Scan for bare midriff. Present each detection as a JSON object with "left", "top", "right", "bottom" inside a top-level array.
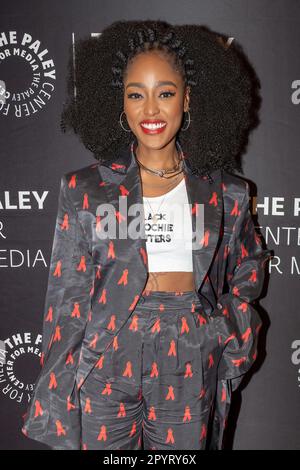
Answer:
[{"left": 141, "top": 171, "right": 196, "bottom": 292}]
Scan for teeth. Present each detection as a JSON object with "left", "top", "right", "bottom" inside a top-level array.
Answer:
[{"left": 141, "top": 122, "right": 166, "bottom": 130}]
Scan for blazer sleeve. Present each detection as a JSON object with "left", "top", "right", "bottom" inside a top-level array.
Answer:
[
  {"left": 215, "top": 181, "right": 272, "bottom": 392},
  {"left": 21, "top": 175, "right": 95, "bottom": 449},
  {"left": 40, "top": 174, "right": 94, "bottom": 367}
]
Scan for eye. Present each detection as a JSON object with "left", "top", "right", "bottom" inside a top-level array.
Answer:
[
  {"left": 127, "top": 91, "right": 176, "bottom": 99},
  {"left": 160, "top": 91, "right": 176, "bottom": 98}
]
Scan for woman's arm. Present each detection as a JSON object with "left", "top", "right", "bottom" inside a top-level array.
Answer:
[{"left": 216, "top": 181, "right": 272, "bottom": 391}]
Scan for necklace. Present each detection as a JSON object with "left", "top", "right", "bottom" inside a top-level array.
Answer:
[
  {"left": 132, "top": 142, "right": 184, "bottom": 179},
  {"left": 143, "top": 175, "right": 184, "bottom": 223}
]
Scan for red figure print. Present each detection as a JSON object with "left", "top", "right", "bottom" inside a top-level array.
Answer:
[
  {"left": 249, "top": 269, "right": 257, "bottom": 282},
  {"left": 183, "top": 405, "right": 192, "bottom": 422},
  {"left": 241, "top": 243, "right": 249, "bottom": 258},
  {"left": 53, "top": 325, "right": 61, "bottom": 342},
  {"left": 224, "top": 244, "right": 230, "bottom": 260},
  {"left": 148, "top": 406, "right": 156, "bottom": 421},
  {"left": 118, "top": 403, "right": 126, "bottom": 418},
  {"left": 191, "top": 202, "right": 199, "bottom": 216},
  {"left": 224, "top": 333, "right": 236, "bottom": 346},
  {"left": 107, "top": 241, "right": 115, "bottom": 259},
  {"left": 222, "top": 305, "right": 230, "bottom": 318},
  {"left": 61, "top": 213, "right": 69, "bottom": 230},
  {"left": 129, "top": 315, "right": 139, "bottom": 332},
  {"left": 232, "top": 357, "right": 247, "bottom": 367},
  {"left": 65, "top": 351, "right": 74, "bottom": 365},
  {"left": 77, "top": 377, "right": 84, "bottom": 390},
  {"left": 151, "top": 318, "right": 160, "bottom": 333},
  {"left": 71, "top": 302, "right": 80, "bottom": 318},
  {"left": 129, "top": 421, "right": 137, "bottom": 437},
  {"left": 102, "top": 383, "right": 112, "bottom": 396},
  {"left": 184, "top": 362, "right": 193, "bottom": 378},
  {"left": 113, "top": 335, "right": 118, "bottom": 350},
  {"left": 200, "top": 230, "right": 210, "bottom": 248},
  {"left": 150, "top": 362, "right": 159, "bottom": 378},
  {"left": 238, "top": 302, "right": 248, "bottom": 313},
  {"left": 199, "top": 387, "right": 206, "bottom": 399},
  {"left": 95, "top": 265, "right": 101, "bottom": 279},
  {"left": 56, "top": 420, "right": 66, "bottom": 437},
  {"left": 221, "top": 385, "right": 227, "bottom": 402},
  {"left": 198, "top": 313, "right": 207, "bottom": 325},
  {"left": 208, "top": 353, "right": 214, "bottom": 368},
  {"left": 232, "top": 286, "right": 240, "bottom": 296},
  {"left": 83, "top": 193, "right": 89, "bottom": 210},
  {"left": 166, "top": 428, "right": 175, "bottom": 444},
  {"left": 168, "top": 340, "right": 176, "bottom": 357},
  {"left": 34, "top": 400, "right": 43, "bottom": 417},
  {"left": 98, "top": 289, "right": 107, "bottom": 304},
  {"left": 107, "top": 315, "right": 116, "bottom": 331},
  {"left": 48, "top": 372, "right": 57, "bottom": 390},
  {"left": 53, "top": 260, "right": 62, "bottom": 277},
  {"left": 77, "top": 256, "right": 87, "bottom": 272},
  {"left": 89, "top": 333, "right": 98, "bottom": 349},
  {"left": 209, "top": 191, "right": 218, "bottom": 207},
  {"left": 96, "top": 215, "right": 102, "bottom": 232},
  {"left": 68, "top": 174, "right": 76, "bottom": 189},
  {"left": 95, "top": 355, "right": 104, "bottom": 369},
  {"left": 200, "top": 423, "right": 207, "bottom": 441},
  {"left": 67, "top": 396, "right": 76, "bottom": 411},
  {"left": 45, "top": 306, "right": 53, "bottom": 322},
  {"left": 115, "top": 210, "right": 126, "bottom": 224},
  {"left": 123, "top": 361, "right": 133, "bottom": 378},
  {"left": 119, "top": 185, "right": 129, "bottom": 197},
  {"left": 180, "top": 316, "right": 189, "bottom": 334},
  {"left": 40, "top": 352, "right": 45, "bottom": 367},
  {"left": 129, "top": 295, "right": 140, "bottom": 311},
  {"left": 230, "top": 199, "right": 240, "bottom": 216},
  {"left": 117, "top": 269, "right": 128, "bottom": 285},
  {"left": 97, "top": 425, "right": 107, "bottom": 441},
  {"left": 84, "top": 398, "right": 92, "bottom": 414},
  {"left": 111, "top": 163, "right": 126, "bottom": 170},
  {"left": 241, "top": 327, "right": 252, "bottom": 343},
  {"left": 166, "top": 386, "right": 175, "bottom": 401}
]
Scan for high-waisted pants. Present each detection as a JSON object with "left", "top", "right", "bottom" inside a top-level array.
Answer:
[{"left": 79, "top": 289, "right": 219, "bottom": 450}]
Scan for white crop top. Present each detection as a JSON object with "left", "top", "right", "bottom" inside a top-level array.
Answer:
[{"left": 142, "top": 177, "right": 193, "bottom": 272}]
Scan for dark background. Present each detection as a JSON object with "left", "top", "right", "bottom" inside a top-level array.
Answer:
[{"left": 1, "top": 0, "right": 299, "bottom": 450}]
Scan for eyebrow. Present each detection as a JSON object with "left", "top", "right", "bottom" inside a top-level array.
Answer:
[{"left": 126, "top": 80, "right": 177, "bottom": 89}]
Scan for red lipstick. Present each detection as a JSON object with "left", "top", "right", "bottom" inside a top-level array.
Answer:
[{"left": 140, "top": 120, "right": 167, "bottom": 135}]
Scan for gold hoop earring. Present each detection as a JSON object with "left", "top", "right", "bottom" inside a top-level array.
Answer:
[
  {"left": 119, "top": 111, "right": 132, "bottom": 133},
  {"left": 181, "top": 110, "right": 191, "bottom": 131}
]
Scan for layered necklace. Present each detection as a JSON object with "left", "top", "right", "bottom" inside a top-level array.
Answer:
[{"left": 131, "top": 141, "right": 185, "bottom": 223}]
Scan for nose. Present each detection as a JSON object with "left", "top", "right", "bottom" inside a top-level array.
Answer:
[{"left": 143, "top": 96, "right": 160, "bottom": 116}]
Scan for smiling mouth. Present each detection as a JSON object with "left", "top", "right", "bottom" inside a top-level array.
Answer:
[{"left": 140, "top": 121, "right": 167, "bottom": 133}]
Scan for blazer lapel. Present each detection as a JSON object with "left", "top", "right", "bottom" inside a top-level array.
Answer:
[
  {"left": 98, "top": 140, "right": 223, "bottom": 294},
  {"left": 184, "top": 167, "right": 223, "bottom": 292}
]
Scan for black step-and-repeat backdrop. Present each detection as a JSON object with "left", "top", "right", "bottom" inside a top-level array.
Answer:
[{"left": 1, "top": 0, "right": 299, "bottom": 450}]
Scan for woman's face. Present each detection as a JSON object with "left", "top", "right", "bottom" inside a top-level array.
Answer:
[{"left": 123, "top": 51, "right": 190, "bottom": 150}]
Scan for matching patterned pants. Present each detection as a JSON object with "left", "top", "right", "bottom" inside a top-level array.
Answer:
[{"left": 79, "top": 289, "right": 219, "bottom": 450}]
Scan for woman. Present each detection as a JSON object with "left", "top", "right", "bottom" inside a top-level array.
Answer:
[{"left": 21, "top": 20, "right": 272, "bottom": 450}]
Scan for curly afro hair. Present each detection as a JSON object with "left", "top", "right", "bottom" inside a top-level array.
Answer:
[{"left": 60, "top": 20, "right": 260, "bottom": 176}]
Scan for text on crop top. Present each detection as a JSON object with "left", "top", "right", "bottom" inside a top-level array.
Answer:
[{"left": 142, "top": 177, "right": 193, "bottom": 272}]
